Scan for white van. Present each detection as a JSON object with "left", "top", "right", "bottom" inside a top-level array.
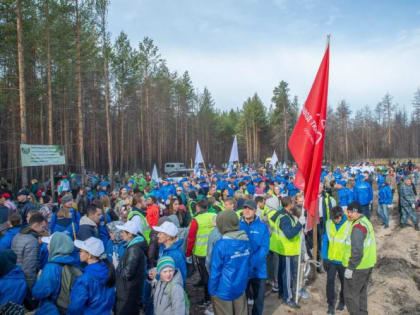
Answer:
[{"left": 164, "top": 162, "right": 185, "bottom": 174}]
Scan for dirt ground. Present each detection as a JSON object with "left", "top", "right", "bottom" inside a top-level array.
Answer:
[{"left": 186, "top": 192, "right": 420, "bottom": 315}]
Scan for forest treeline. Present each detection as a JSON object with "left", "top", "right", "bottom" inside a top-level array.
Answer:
[{"left": 1, "top": 0, "right": 419, "bottom": 186}]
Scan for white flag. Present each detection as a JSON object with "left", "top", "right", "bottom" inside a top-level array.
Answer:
[
  {"left": 270, "top": 151, "right": 278, "bottom": 167},
  {"left": 228, "top": 136, "right": 239, "bottom": 172},
  {"left": 194, "top": 141, "right": 204, "bottom": 176},
  {"left": 151, "top": 164, "right": 159, "bottom": 183}
]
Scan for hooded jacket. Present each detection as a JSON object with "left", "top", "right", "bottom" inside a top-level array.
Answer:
[
  {"left": 67, "top": 261, "right": 115, "bottom": 315},
  {"left": 209, "top": 230, "right": 251, "bottom": 301},
  {"left": 11, "top": 225, "right": 40, "bottom": 288},
  {"left": 0, "top": 249, "right": 27, "bottom": 305},
  {"left": 153, "top": 269, "right": 187, "bottom": 315},
  {"left": 77, "top": 215, "right": 99, "bottom": 241},
  {"left": 0, "top": 226, "right": 21, "bottom": 250},
  {"left": 115, "top": 235, "right": 147, "bottom": 315},
  {"left": 239, "top": 216, "right": 269, "bottom": 279},
  {"left": 32, "top": 232, "right": 78, "bottom": 315},
  {"left": 158, "top": 239, "right": 187, "bottom": 284}
]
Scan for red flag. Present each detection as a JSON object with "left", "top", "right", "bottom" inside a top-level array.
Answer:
[{"left": 288, "top": 41, "right": 329, "bottom": 221}]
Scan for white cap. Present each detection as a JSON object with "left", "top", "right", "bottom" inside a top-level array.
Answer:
[
  {"left": 153, "top": 221, "right": 178, "bottom": 237},
  {"left": 116, "top": 220, "right": 139, "bottom": 235},
  {"left": 74, "top": 237, "right": 104, "bottom": 257}
]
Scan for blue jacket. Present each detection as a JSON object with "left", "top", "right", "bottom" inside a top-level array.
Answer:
[
  {"left": 99, "top": 214, "right": 112, "bottom": 247},
  {"left": 239, "top": 217, "right": 269, "bottom": 279},
  {"left": 158, "top": 239, "right": 187, "bottom": 284},
  {"left": 321, "top": 216, "right": 347, "bottom": 265},
  {"left": 67, "top": 261, "right": 115, "bottom": 315},
  {"left": 32, "top": 255, "right": 77, "bottom": 315},
  {"left": 338, "top": 187, "right": 353, "bottom": 207},
  {"left": 287, "top": 183, "right": 299, "bottom": 197},
  {"left": 353, "top": 180, "right": 373, "bottom": 206},
  {"left": 0, "top": 265, "right": 27, "bottom": 305},
  {"left": 39, "top": 242, "right": 49, "bottom": 269},
  {"left": 378, "top": 184, "right": 393, "bottom": 205},
  {"left": 50, "top": 208, "right": 80, "bottom": 240},
  {"left": 105, "top": 239, "right": 126, "bottom": 265},
  {"left": 0, "top": 226, "right": 21, "bottom": 250},
  {"left": 209, "top": 231, "right": 251, "bottom": 301}
]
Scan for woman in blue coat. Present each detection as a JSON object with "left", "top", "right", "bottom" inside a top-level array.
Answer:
[
  {"left": 152, "top": 221, "right": 187, "bottom": 284},
  {"left": 0, "top": 249, "right": 27, "bottom": 306},
  {"left": 32, "top": 232, "right": 79, "bottom": 315},
  {"left": 68, "top": 237, "right": 116, "bottom": 315}
]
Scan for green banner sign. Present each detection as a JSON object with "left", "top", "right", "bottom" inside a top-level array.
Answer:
[{"left": 20, "top": 144, "right": 66, "bottom": 167}]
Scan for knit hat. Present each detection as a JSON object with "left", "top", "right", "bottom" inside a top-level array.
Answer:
[
  {"left": 0, "top": 249, "right": 17, "bottom": 277},
  {"left": 216, "top": 209, "right": 239, "bottom": 234},
  {"left": 156, "top": 256, "right": 175, "bottom": 274}
]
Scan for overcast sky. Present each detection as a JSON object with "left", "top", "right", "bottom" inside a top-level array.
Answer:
[{"left": 108, "top": 0, "right": 420, "bottom": 113}]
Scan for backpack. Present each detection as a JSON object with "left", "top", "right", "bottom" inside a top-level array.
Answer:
[
  {"left": 56, "top": 264, "right": 82, "bottom": 314},
  {"left": 167, "top": 281, "right": 190, "bottom": 315}
]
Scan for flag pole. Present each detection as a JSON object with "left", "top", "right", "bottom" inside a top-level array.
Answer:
[{"left": 295, "top": 200, "right": 305, "bottom": 305}]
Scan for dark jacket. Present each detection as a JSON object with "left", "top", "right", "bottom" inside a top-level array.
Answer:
[
  {"left": 115, "top": 236, "right": 147, "bottom": 315},
  {"left": 77, "top": 215, "right": 99, "bottom": 241},
  {"left": 11, "top": 226, "right": 40, "bottom": 288}
]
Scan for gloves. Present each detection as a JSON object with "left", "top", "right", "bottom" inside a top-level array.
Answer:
[
  {"left": 412, "top": 203, "right": 416, "bottom": 209},
  {"left": 186, "top": 256, "right": 193, "bottom": 264},
  {"left": 344, "top": 268, "right": 353, "bottom": 279}
]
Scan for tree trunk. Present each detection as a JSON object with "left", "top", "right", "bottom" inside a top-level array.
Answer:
[
  {"left": 16, "top": 0, "right": 28, "bottom": 187},
  {"left": 45, "top": 0, "right": 55, "bottom": 199},
  {"left": 75, "top": 0, "right": 85, "bottom": 181},
  {"left": 101, "top": 6, "right": 113, "bottom": 185}
]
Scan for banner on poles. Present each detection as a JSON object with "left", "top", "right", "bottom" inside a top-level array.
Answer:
[{"left": 20, "top": 144, "right": 66, "bottom": 167}]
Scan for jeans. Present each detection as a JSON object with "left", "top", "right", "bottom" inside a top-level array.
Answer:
[
  {"left": 361, "top": 204, "right": 371, "bottom": 220},
  {"left": 326, "top": 262, "right": 345, "bottom": 307},
  {"left": 377, "top": 204, "right": 390, "bottom": 227},
  {"left": 246, "top": 278, "right": 266, "bottom": 315}
]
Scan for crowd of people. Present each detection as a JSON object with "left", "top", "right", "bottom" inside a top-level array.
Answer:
[{"left": 0, "top": 162, "right": 419, "bottom": 315}]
